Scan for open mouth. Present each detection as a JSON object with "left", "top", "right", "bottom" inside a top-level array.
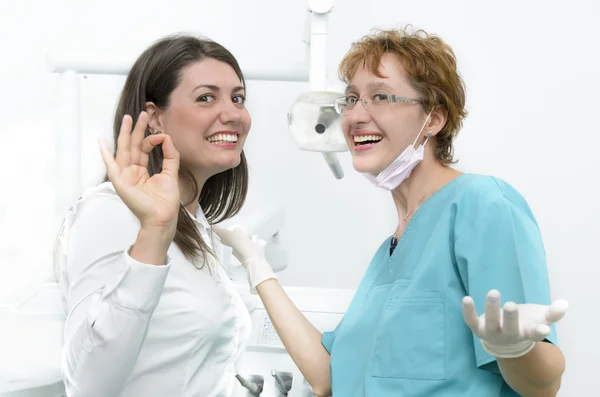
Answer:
[
  {"left": 207, "top": 134, "right": 238, "bottom": 145},
  {"left": 353, "top": 134, "right": 383, "bottom": 147}
]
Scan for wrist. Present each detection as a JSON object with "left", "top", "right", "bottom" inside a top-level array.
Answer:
[
  {"left": 140, "top": 219, "right": 177, "bottom": 235},
  {"left": 482, "top": 339, "right": 536, "bottom": 359},
  {"left": 130, "top": 226, "right": 175, "bottom": 265},
  {"left": 245, "top": 257, "right": 276, "bottom": 294},
  {"left": 139, "top": 223, "right": 176, "bottom": 242}
]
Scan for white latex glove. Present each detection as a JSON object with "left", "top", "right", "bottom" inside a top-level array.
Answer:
[
  {"left": 212, "top": 225, "right": 277, "bottom": 294},
  {"left": 462, "top": 289, "right": 569, "bottom": 359}
]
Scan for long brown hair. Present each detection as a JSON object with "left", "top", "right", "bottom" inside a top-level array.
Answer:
[{"left": 107, "top": 34, "right": 249, "bottom": 264}]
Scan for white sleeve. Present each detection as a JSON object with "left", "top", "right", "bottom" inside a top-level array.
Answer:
[{"left": 58, "top": 187, "right": 171, "bottom": 397}]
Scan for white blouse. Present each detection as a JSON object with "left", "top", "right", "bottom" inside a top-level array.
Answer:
[{"left": 54, "top": 182, "right": 251, "bottom": 397}]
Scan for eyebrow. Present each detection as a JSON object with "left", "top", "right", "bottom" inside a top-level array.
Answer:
[
  {"left": 345, "top": 81, "right": 394, "bottom": 94},
  {"left": 193, "top": 84, "right": 245, "bottom": 93}
]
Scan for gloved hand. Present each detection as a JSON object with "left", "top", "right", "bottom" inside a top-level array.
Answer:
[
  {"left": 462, "top": 289, "right": 569, "bottom": 359},
  {"left": 212, "top": 225, "right": 277, "bottom": 294}
]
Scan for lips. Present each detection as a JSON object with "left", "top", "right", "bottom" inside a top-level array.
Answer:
[
  {"left": 205, "top": 131, "right": 239, "bottom": 149},
  {"left": 350, "top": 130, "right": 383, "bottom": 152},
  {"left": 206, "top": 131, "right": 239, "bottom": 143},
  {"left": 353, "top": 134, "right": 383, "bottom": 146}
]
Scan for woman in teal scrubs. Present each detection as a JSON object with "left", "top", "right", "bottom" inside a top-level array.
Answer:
[{"left": 215, "top": 26, "right": 568, "bottom": 397}]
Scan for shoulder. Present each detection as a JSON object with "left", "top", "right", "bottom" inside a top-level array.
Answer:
[
  {"left": 63, "top": 182, "right": 138, "bottom": 233},
  {"left": 452, "top": 174, "right": 538, "bottom": 227},
  {"left": 454, "top": 174, "right": 530, "bottom": 209}
]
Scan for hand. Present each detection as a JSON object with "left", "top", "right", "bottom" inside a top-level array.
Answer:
[
  {"left": 212, "top": 226, "right": 276, "bottom": 293},
  {"left": 98, "top": 112, "right": 181, "bottom": 234},
  {"left": 462, "top": 289, "right": 569, "bottom": 359}
]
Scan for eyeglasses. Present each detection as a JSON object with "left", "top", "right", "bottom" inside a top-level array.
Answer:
[{"left": 334, "top": 93, "right": 422, "bottom": 115}]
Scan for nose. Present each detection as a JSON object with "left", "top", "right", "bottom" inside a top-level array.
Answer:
[
  {"left": 345, "top": 100, "right": 372, "bottom": 127},
  {"left": 218, "top": 100, "right": 244, "bottom": 125}
]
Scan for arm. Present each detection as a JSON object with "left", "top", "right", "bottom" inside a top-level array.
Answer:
[
  {"left": 212, "top": 227, "right": 332, "bottom": 396},
  {"left": 61, "top": 193, "right": 172, "bottom": 397},
  {"left": 61, "top": 113, "right": 181, "bottom": 396},
  {"left": 496, "top": 342, "right": 564, "bottom": 397},
  {"left": 256, "top": 279, "right": 332, "bottom": 397},
  {"left": 455, "top": 192, "right": 566, "bottom": 397}
]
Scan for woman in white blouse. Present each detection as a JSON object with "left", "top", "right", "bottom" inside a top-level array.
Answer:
[{"left": 54, "top": 35, "right": 276, "bottom": 397}]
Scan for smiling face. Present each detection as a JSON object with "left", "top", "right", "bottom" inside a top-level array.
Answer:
[
  {"left": 341, "top": 53, "right": 429, "bottom": 175},
  {"left": 148, "top": 58, "right": 251, "bottom": 182}
]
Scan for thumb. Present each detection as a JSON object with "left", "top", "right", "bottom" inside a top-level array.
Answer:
[
  {"left": 545, "top": 300, "right": 569, "bottom": 324},
  {"left": 251, "top": 235, "right": 267, "bottom": 248}
]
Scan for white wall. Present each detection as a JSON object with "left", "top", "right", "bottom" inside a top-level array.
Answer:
[{"left": 0, "top": 0, "right": 598, "bottom": 395}]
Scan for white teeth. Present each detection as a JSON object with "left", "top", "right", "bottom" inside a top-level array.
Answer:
[
  {"left": 353, "top": 135, "right": 383, "bottom": 143},
  {"left": 207, "top": 134, "right": 238, "bottom": 143}
]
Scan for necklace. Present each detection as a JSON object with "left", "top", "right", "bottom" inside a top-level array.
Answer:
[{"left": 393, "top": 167, "right": 449, "bottom": 239}]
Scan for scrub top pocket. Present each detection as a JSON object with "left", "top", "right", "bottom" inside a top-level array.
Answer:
[{"left": 372, "top": 292, "right": 446, "bottom": 380}]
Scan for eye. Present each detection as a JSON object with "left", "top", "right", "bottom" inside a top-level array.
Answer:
[
  {"left": 372, "top": 93, "right": 389, "bottom": 102},
  {"left": 345, "top": 96, "right": 359, "bottom": 105},
  {"left": 197, "top": 94, "right": 216, "bottom": 104},
  {"left": 233, "top": 95, "right": 246, "bottom": 105}
]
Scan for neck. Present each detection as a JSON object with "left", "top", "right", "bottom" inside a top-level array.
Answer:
[
  {"left": 391, "top": 158, "right": 453, "bottom": 230},
  {"left": 179, "top": 170, "right": 209, "bottom": 215}
]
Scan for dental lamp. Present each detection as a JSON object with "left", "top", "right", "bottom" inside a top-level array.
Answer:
[{"left": 287, "top": 0, "right": 348, "bottom": 180}]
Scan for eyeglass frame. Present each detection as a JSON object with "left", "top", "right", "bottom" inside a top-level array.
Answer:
[{"left": 334, "top": 93, "right": 422, "bottom": 115}]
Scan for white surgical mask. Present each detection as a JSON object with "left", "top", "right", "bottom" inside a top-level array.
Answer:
[{"left": 363, "top": 111, "right": 433, "bottom": 190}]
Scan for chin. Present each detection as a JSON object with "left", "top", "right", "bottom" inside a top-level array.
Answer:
[
  {"left": 186, "top": 152, "right": 242, "bottom": 180},
  {"left": 351, "top": 156, "right": 383, "bottom": 176},
  {"left": 214, "top": 153, "right": 242, "bottom": 173}
]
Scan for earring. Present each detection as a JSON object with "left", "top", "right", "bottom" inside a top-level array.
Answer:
[
  {"left": 427, "top": 131, "right": 433, "bottom": 137},
  {"left": 152, "top": 129, "right": 163, "bottom": 135}
]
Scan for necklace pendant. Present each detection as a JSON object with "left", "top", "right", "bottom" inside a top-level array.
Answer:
[{"left": 390, "top": 235, "right": 398, "bottom": 256}]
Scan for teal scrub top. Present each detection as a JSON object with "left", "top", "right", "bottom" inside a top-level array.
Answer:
[{"left": 322, "top": 174, "right": 557, "bottom": 397}]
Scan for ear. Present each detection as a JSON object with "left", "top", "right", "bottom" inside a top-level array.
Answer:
[
  {"left": 425, "top": 105, "right": 448, "bottom": 137},
  {"left": 145, "top": 102, "right": 164, "bottom": 133}
]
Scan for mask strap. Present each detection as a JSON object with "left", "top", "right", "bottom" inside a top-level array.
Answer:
[
  {"left": 411, "top": 109, "right": 434, "bottom": 147},
  {"left": 422, "top": 131, "right": 433, "bottom": 146}
]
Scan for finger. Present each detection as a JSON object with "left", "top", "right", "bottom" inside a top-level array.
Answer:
[
  {"left": 159, "top": 134, "right": 180, "bottom": 178},
  {"left": 484, "top": 290, "right": 502, "bottom": 333},
  {"left": 212, "top": 225, "right": 225, "bottom": 237},
  {"left": 212, "top": 226, "right": 235, "bottom": 246},
  {"left": 98, "top": 137, "right": 120, "bottom": 181},
  {"left": 526, "top": 324, "right": 551, "bottom": 342},
  {"left": 546, "top": 300, "right": 569, "bottom": 324},
  {"left": 116, "top": 115, "right": 133, "bottom": 167},
  {"left": 251, "top": 235, "right": 267, "bottom": 248},
  {"left": 502, "top": 301, "right": 519, "bottom": 336},
  {"left": 139, "top": 134, "right": 168, "bottom": 168},
  {"left": 130, "top": 112, "right": 149, "bottom": 165},
  {"left": 462, "top": 296, "right": 482, "bottom": 338},
  {"left": 231, "top": 225, "right": 249, "bottom": 237}
]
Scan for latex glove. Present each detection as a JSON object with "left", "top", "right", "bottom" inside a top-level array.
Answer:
[
  {"left": 212, "top": 225, "right": 277, "bottom": 294},
  {"left": 462, "top": 289, "right": 569, "bottom": 359}
]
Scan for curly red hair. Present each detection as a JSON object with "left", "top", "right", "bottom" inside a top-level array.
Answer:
[{"left": 339, "top": 26, "right": 468, "bottom": 165}]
